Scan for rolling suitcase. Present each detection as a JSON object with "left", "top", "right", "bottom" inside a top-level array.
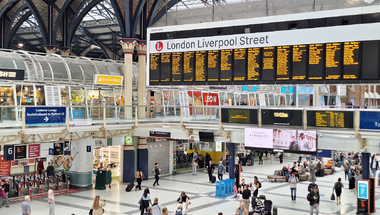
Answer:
[
  {"left": 273, "top": 207, "right": 278, "bottom": 215},
  {"left": 319, "top": 168, "right": 325, "bottom": 177},
  {"left": 125, "top": 182, "right": 134, "bottom": 192},
  {"left": 211, "top": 176, "right": 216, "bottom": 183}
]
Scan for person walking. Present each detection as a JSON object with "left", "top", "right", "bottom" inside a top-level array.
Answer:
[
  {"left": 174, "top": 204, "right": 183, "bottom": 215},
  {"left": 92, "top": 195, "right": 106, "bottom": 215},
  {"left": 135, "top": 168, "right": 144, "bottom": 191},
  {"left": 153, "top": 163, "right": 161, "bottom": 187},
  {"left": 288, "top": 172, "right": 299, "bottom": 202},
  {"left": 37, "top": 158, "right": 44, "bottom": 174},
  {"left": 348, "top": 168, "right": 356, "bottom": 191},
  {"left": 207, "top": 160, "right": 215, "bottom": 183},
  {"left": 140, "top": 188, "right": 152, "bottom": 215},
  {"left": 191, "top": 158, "right": 198, "bottom": 175},
  {"left": 253, "top": 176, "right": 261, "bottom": 197},
  {"left": 1, "top": 179, "right": 9, "bottom": 208},
  {"left": 179, "top": 191, "right": 189, "bottom": 215},
  {"left": 258, "top": 152, "right": 263, "bottom": 165},
  {"left": 333, "top": 178, "right": 344, "bottom": 205},
  {"left": 46, "top": 162, "right": 55, "bottom": 179},
  {"left": 309, "top": 160, "right": 316, "bottom": 181},
  {"left": 205, "top": 153, "right": 211, "bottom": 168},
  {"left": 307, "top": 187, "right": 320, "bottom": 215},
  {"left": 217, "top": 161, "right": 225, "bottom": 180},
  {"left": 151, "top": 198, "right": 162, "bottom": 215},
  {"left": 343, "top": 161, "right": 350, "bottom": 180},
  {"left": 21, "top": 196, "right": 31, "bottom": 215},
  {"left": 241, "top": 185, "right": 251, "bottom": 211},
  {"left": 161, "top": 207, "right": 169, "bottom": 215},
  {"left": 308, "top": 179, "right": 318, "bottom": 192},
  {"left": 370, "top": 156, "right": 379, "bottom": 178},
  {"left": 279, "top": 152, "right": 283, "bottom": 164},
  {"left": 47, "top": 189, "right": 55, "bottom": 215},
  {"left": 235, "top": 202, "right": 248, "bottom": 215}
]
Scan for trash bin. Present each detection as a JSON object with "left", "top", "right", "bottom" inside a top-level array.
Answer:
[
  {"left": 105, "top": 170, "right": 112, "bottom": 188},
  {"left": 95, "top": 170, "right": 107, "bottom": 190},
  {"left": 216, "top": 181, "right": 221, "bottom": 197}
]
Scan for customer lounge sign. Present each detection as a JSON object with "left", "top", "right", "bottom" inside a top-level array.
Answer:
[{"left": 0, "top": 68, "right": 25, "bottom": 80}]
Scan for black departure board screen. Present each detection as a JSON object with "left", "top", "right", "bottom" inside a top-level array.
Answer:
[
  {"left": 307, "top": 110, "right": 354, "bottom": 128},
  {"left": 308, "top": 44, "right": 324, "bottom": 80},
  {"left": 247, "top": 48, "right": 260, "bottom": 81},
  {"left": 292, "top": 45, "right": 308, "bottom": 81},
  {"left": 160, "top": 53, "right": 171, "bottom": 82},
  {"left": 150, "top": 54, "right": 160, "bottom": 84},
  {"left": 277, "top": 46, "right": 291, "bottom": 80},
  {"left": 261, "top": 109, "right": 303, "bottom": 126},
  {"left": 343, "top": 42, "right": 360, "bottom": 80},
  {"left": 362, "top": 41, "right": 380, "bottom": 80},
  {"left": 234, "top": 49, "right": 247, "bottom": 81},
  {"left": 207, "top": 50, "right": 219, "bottom": 82},
  {"left": 220, "top": 49, "right": 232, "bottom": 82},
  {"left": 183, "top": 51, "right": 195, "bottom": 82},
  {"left": 15, "top": 145, "right": 27, "bottom": 159},
  {"left": 221, "top": 108, "right": 258, "bottom": 124},
  {"left": 262, "top": 47, "right": 276, "bottom": 81},
  {"left": 325, "top": 43, "right": 342, "bottom": 80},
  {"left": 195, "top": 51, "right": 207, "bottom": 82},
  {"left": 172, "top": 52, "right": 183, "bottom": 82}
]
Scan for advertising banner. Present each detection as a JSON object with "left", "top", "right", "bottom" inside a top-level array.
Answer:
[
  {"left": 0, "top": 155, "right": 11, "bottom": 176},
  {"left": 0, "top": 68, "right": 25, "bottom": 81},
  {"left": 25, "top": 107, "right": 66, "bottom": 126},
  {"left": 202, "top": 93, "right": 219, "bottom": 106},
  {"left": 15, "top": 145, "right": 27, "bottom": 159},
  {"left": 245, "top": 128, "right": 273, "bottom": 149},
  {"left": 94, "top": 74, "right": 123, "bottom": 85},
  {"left": 28, "top": 144, "right": 40, "bottom": 158},
  {"left": 360, "top": 111, "right": 380, "bottom": 130},
  {"left": 40, "top": 142, "right": 53, "bottom": 157}
]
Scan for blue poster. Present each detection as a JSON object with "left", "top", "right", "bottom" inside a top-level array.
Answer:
[
  {"left": 4, "top": 145, "right": 14, "bottom": 161},
  {"left": 242, "top": 86, "right": 257, "bottom": 92},
  {"left": 281, "top": 87, "right": 293, "bottom": 93},
  {"left": 25, "top": 107, "right": 66, "bottom": 126},
  {"left": 49, "top": 148, "right": 54, "bottom": 155},
  {"left": 360, "top": 111, "right": 380, "bottom": 130},
  {"left": 87, "top": 146, "right": 91, "bottom": 153},
  {"left": 358, "top": 180, "right": 369, "bottom": 199}
]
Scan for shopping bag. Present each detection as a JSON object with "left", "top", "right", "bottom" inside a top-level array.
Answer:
[{"left": 330, "top": 193, "right": 335, "bottom": 201}]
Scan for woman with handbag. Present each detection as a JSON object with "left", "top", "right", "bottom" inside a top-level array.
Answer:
[
  {"left": 140, "top": 188, "right": 152, "bottom": 215},
  {"left": 333, "top": 178, "right": 344, "bottom": 205},
  {"left": 178, "top": 191, "right": 189, "bottom": 215},
  {"left": 151, "top": 198, "right": 162, "bottom": 215},
  {"left": 92, "top": 195, "right": 106, "bottom": 215},
  {"left": 135, "top": 168, "right": 144, "bottom": 191}
]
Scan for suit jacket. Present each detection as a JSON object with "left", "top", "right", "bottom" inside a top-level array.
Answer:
[
  {"left": 370, "top": 160, "right": 379, "bottom": 170},
  {"left": 235, "top": 207, "right": 249, "bottom": 215}
]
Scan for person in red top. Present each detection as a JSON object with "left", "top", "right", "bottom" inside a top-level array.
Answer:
[{"left": 37, "top": 158, "right": 44, "bottom": 174}]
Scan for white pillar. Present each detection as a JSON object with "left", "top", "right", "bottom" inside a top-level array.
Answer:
[
  {"left": 119, "top": 38, "right": 138, "bottom": 119},
  {"left": 137, "top": 41, "right": 147, "bottom": 119}
]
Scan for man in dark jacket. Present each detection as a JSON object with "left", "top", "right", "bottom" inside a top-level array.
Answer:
[
  {"left": 308, "top": 187, "right": 320, "bottom": 215},
  {"left": 207, "top": 161, "right": 215, "bottom": 183},
  {"left": 1, "top": 179, "right": 9, "bottom": 208},
  {"left": 153, "top": 163, "right": 161, "bottom": 187},
  {"left": 308, "top": 179, "right": 318, "bottom": 192},
  {"left": 205, "top": 153, "right": 211, "bottom": 169},
  {"left": 46, "top": 162, "right": 55, "bottom": 178}
]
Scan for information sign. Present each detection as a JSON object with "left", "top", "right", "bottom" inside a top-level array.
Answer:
[
  {"left": 4, "top": 145, "right": 14, "bottom": 161},
  {"left": 15, "top": 145, "right": 27, "bottom": 159},
  {"left": 0, "top": 155, "right": 11, "bottom": 176},
  {"left": 28, "top": 144, "right": 40, "bottom": 158},
  {"left": 25, "top": 107, "right": 66, "bottom": 125}
]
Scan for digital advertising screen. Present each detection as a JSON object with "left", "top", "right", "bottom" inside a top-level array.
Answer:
[
  {"left": 245, "top": 128, "right": 317, "bottom": 154},
  {"left": 221, "top": 108, "right": 258, "bottom": 124},
  {"left": 261, "top": 109, "right": 302, "bottom": 126}
]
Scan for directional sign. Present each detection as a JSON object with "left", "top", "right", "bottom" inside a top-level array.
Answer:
[{"left": 25, "top": 107, "right": 66, "bottom": 126}]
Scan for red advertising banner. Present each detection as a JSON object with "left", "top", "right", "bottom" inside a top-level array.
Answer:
[
  {"left": 202, "top": 93, "right": 220, "bottom": 106},
  {"left": 28, "top": 144, "right": 40, "bottom": 158},
  {"left": 0, "top": 155, "right": 11, "bottom": 176}
]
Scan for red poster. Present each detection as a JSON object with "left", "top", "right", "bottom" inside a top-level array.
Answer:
[
  {"left": 0, "top": 155, "right": 11, "bottom": 176},
  {"left": 28, "top": 144, "right": 40, "bottom": 158},
  {"left": 202, "top": 93, "right": 220, "bottom": 106}
]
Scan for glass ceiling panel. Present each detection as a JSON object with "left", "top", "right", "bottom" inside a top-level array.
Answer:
[{"left": 168, "top": 0, "right": 258, "bottom": 11}]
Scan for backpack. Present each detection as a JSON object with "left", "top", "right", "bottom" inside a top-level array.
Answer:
[
  {"left": 306, "top": 192, "right": 312, "bottom": 201},
  {"left": 258, "top": 181, "right": 262, "bottom": 188},
  {"left": 335, "top": 182, "right": 342, "bottom": 190},
  {"left": 0, "top": 189, "right": 5, "bottom": 198},
  {"left": 151, "top": 168, "right": 155, "bottom": 175}
]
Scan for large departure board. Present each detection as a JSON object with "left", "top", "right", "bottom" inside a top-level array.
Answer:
[
  {"left": 325, "top": 43, "right": 342, "bottom": 80},
  {"left": 208, "top": 50, "right": 220, "bottom": 82},
  {"left": 172, "top": 52, "right": 183, "bottom": 82},
  {"left": 276, "top": 46, "right": 291, "bottom": 80},
  {"left": 343, "top": 42, "right": 360, "bottom": 80},
  {"left": 262, "top": 47, "right": 276, "bottom": 81},
  {"left": 183, "top": 51, "right": 195, "bottom": 82},
  {"left": 220, "top": 49, "right": 233, "bottom": 82},
  {"left": 195, "top": 51, "right": 207, "bottom": 82},
  {"left": 292, "top": 45, "right": 308, "bottom": 81},
  {"left": 307, "top": 110, "right": 354, "bottom": 128},
  {"left": 362, "top": 41, "right": 380, "bottom": 80},
  {"left": 150, "top": 53, "right": 160, "bottom": 84},
  {"left": 234, "top": 49, "right": 247, "bottom": 81},
  {"left": 149, "top": 40, "right": 380, "bottom": 85},
  {"left": 308, "top": 44, "right": 324, "bottom": 80},
  {"left": 160, "top": 53, "right": 171, "bottom": 82},
  {"left": 247, "top": 48, "right": 260, "bottom": 81}
]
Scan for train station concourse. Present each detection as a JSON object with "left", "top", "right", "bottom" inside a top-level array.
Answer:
[{"left": 1, "top": 0, "right": 380, "bottom": 215}]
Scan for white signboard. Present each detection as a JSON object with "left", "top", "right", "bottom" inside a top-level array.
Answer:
[{"left": 245, "top": 128, "right": 273, "bottom": 149}]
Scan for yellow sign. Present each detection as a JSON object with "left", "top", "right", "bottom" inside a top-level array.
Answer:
[
  {"left": 94, "top": 74, "right": 123, "bottom": 85},
  {"left": 274, "top": 112, "right": 289, "bottom": 118}
]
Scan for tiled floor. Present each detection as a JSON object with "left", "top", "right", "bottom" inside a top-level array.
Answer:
[{"left": 1, "top": 157, "right": 379, "bottom": 215}]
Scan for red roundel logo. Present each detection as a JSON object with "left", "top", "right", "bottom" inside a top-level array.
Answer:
[{"left": 155, "top": 41, "right": 163, "bottom": 52}]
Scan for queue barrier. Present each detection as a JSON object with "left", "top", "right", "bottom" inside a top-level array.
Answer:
[{"left": 215, "top": 179, "right": 234, "bottom": 197}]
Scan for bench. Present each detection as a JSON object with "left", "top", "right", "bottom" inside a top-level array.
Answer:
[{"left": 267, "top": 170, "right": 287, "bottom": 182}]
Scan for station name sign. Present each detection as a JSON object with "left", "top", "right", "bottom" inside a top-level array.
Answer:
[{"left": 0, "top": 68, "right": 25, "bottom": 80}]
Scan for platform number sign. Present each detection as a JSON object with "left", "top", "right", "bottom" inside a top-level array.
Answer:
[
  {"left": 125, "top": 136, "right": 132, "bottom": 145},
  {"left": 4, "top": 145, "right": 14, "bottom": 161}
]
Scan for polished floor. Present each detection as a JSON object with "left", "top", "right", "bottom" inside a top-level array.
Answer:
[{"left": 1, "top": 156, "right": 379, "bottom": 215}]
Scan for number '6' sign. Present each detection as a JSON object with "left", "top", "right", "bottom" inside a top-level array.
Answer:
[{"left": 4, "top": 145, "right": 14, "bottom": 161}]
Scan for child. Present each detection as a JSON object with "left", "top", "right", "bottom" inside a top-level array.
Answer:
[{"left": 233, "top": 183, "right": 238, "bottom": 198}]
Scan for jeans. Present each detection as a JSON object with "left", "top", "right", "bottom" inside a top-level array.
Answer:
[
  {"left": 218, "top": 173, "right": 223, "bottom": 180},
  {"left": 153, "top": 175, "right": 159, "bottom": 186},
  {"left": 49, "top": 203, "right": 55, "bottom": 215},
  {"left": 290, "top": 188, "right": 297, "bottom": 200},
  {"left": 192, "top": 166, "right": 197, "bottom": 175},
  {"left": 310, "top": 204, "right": 319, "bottom": 215},
  {"left": 372, "top": 168, "right": 376, "bottom": 177},
  {"left": 310, "top": 171, "right": 315, "bottom": 181}
]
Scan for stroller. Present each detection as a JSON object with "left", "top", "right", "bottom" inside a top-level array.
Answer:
[{"left": 250, "top": 195, "right": 273, "bottom": 215}]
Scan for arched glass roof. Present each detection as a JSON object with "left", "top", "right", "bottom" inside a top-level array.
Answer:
[{"left": 0, "top": 49, "right": 138, "bottom": 85}]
